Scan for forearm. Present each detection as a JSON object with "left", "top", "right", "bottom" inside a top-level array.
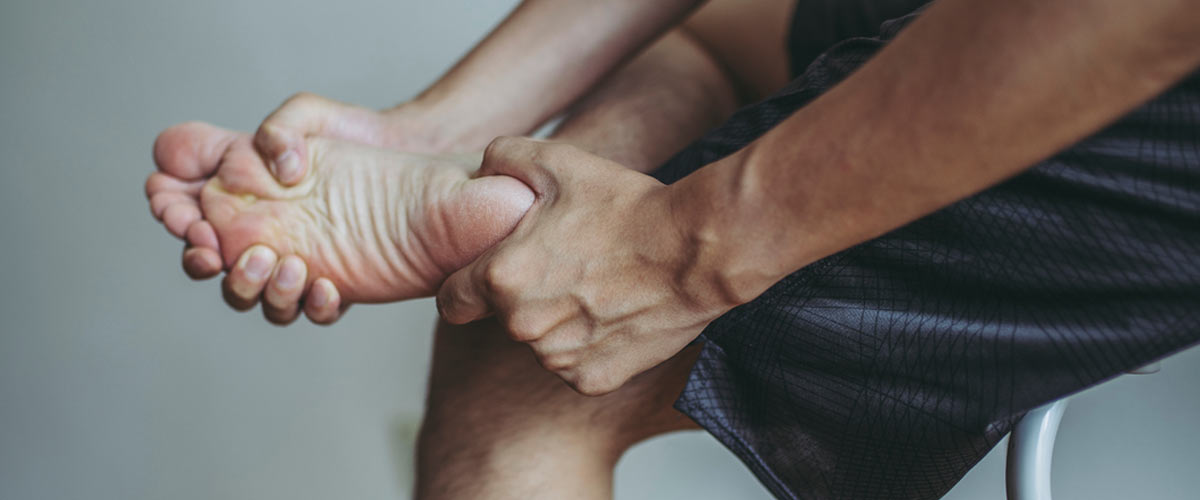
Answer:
[
  {"left": 409, "top": 0, "right": 705, "bottom": 152},
  {"left": 671, "top": 0, "right": 1200, "bottom": 305}
]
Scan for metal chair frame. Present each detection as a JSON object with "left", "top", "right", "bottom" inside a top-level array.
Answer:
[{"left": 1004, "top": 364, "right": 1160, "bottom": 500}]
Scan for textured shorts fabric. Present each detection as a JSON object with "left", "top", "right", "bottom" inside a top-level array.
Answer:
[{"left": 657, "top": 4, "right": 1200, "bottom": 499}]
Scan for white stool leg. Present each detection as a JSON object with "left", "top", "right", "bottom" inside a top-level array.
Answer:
[{"left": 1006, "top": 398, "right": 1069, "bottom": 500}]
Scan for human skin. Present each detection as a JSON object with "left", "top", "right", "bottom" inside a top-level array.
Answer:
[
  {"left": 152, "top": 1, "right": 773, "bottom": 495},
  {"left": 161, "top": 0, "right": 716, "bottom": 321},
  {"left": 148, "top": 126, "right": 533, "bottom": 323},
  {"left": 436, "top": 0, "right": 1200, "bottom": 395},
  {"left": 174, "top": 0, "right": 786, "bottom": 324},
  {"left": 149, "top": 0, "right": 856, "bottom": 497},
  {"left": 150, "top": 17, "right": 754, "bottom": 498},
  {"left": 254, "top": 0, "right": 711, "bottom": 185},
  {"left": 413, "top": 23, "right": 755, "bottom": 499}
]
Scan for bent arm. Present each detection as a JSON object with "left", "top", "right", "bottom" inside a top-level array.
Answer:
[
  {"left": 412, "top": 0, "right": 706, "bottom": 151},
  {"left": 669, "top": 0, "right": 1200, "bottom": 306}
]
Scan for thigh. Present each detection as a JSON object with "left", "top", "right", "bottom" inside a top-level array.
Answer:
[
  {"left": 681, "top": 0, "right": 929, "bottom": 101},
  {"left": 682, "top": 0, "right": 795, "bottom": 102}
]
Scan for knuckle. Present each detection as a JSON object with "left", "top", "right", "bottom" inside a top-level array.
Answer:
[
  {"left": 436, "top": 290, "right": 469, "bottom": 324},
  {"left": 504, "top": 313, "right": 544, "bottom": 342},
  {"left": 284, "top": 91, "right": 319, "bottom": 107},
  {"left": 485, "top": 135, "right": 518, "bottom": 154},
  {"left": 537, "top": 353, "right": 574, "bottom": 372},
  {"left": 483, "top": 136, "right": 533, "bottom": 167},
  {"left": 257, "top": 120, "right": 282, "bottom": 136},
  {"left": 482, "top": 137, "right": 505, "bottom": 159},
  {"left": 481, "top": 259, "right": 521, "bottom": 296},
  {"left": 254, "top": 121, "right": 288, "bottom": 152},
  {"left": 575, "top": 365, "right": 624, "bottom": 396},
  {"left": 570, "top": 371, "right": 619, "bottom": 397}
]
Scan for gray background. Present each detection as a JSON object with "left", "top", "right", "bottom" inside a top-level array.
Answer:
[{"left": 1, "top": 0, "right": 1197, "bottom": 499}]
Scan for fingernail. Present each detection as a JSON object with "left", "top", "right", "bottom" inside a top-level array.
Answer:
[
  {"left": 241, "top": 247, "right": 273, "bottom": 281},
  {"left": 275, "top": 258, "right": 303, "bottom": 290},
  {"left": 309, "top": 282, "right": 329, "bottom": 308},
  {"left": 275, "top": 151, "right": 300, "bottom": 181}
]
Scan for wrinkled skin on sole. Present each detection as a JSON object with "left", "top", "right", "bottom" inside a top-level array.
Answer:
[{"left": 147, "top": 122, "right": 533, "bottom": 321}]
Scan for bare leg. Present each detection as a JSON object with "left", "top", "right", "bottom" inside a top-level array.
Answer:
[
  {"left": 549, "top": 31, "right": 739, "bottom": 173},
  {"left": 682, "top": 0, "right": 794, "bottom": 101},
  {"left": 418, "top": 321, "right": 703, "bottom": 500},
  {"left": 414, "top": 18, "right": 785, "bottom": 498}
]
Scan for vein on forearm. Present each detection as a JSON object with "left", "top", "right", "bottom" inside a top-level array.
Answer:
[{"left": 672, "top": 0, "right": 1200, "bottom": 306}]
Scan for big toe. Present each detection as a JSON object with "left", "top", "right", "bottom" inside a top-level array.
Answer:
[{"left": 153, "top": 121, "right": 243, "bottom": 180}]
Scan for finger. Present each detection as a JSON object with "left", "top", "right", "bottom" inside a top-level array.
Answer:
[
  {"left": 478, "top": 136, "right": 556, "bottom": 193},
  {"left": 210, "top": 136, "right": 286, "bottom": 197},
  {"left": 525, "top": 317, "right": 588, "bottom": 354},
  {"left": 254, "top": 92, "right": 340, "bottom": 185},
  {"left": 182, "top": 246, "right": 223, "bottom": 280},
  {"left": 221, "top": 245, "right": 277, "bottom": 311},
  {"left": 162, "top": 202, "right": 201, "bottom": 238},
  {"left": 435, "top": 264, "right": 493, "bottom": 325},
  {"left": 153, "top": 121, "right": 241, "bottom": 181},
  {"left": 304, "top": 278, "right": 343, "bottom": 325},
  {"left": 262, "top": 255, "right": 308, "bottom": 325}
]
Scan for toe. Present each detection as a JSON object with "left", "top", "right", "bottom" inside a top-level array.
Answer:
[
  {"left": 162, "top": 203, "right": 201, "bottom": 238},
  {"left": 153, "top": 121, "right": 242, "bottom": 181},
  {"left": 149, "top": 192, "right": 195, "bottom": 220},
  {"left": 304, "top": 278, "right": 343, "bottom": 325},
  {"left": 262, "top": 256, "right": 308, "bottom": 325},
  {"left": 185, "top": 220, "right": 220, "bottom": 252},
  {"left": 145, "top": 172, "right": 204, "bottom": 199},
  {"left": 221, "top": 245, "right": 277, "bottom": 311},
  {"left": 182, "top": 247, "right": 223, "bottom": 280}
]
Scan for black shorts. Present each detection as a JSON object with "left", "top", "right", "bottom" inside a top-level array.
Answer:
[{"left": 657, "top": 3, "right": 1200, "bottom": 499}]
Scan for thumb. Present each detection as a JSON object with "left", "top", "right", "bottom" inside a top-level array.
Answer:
[
  {"left": 478, "top": 136, "right": 558, "bottom": 193},
  {"left": 436, "top": 262, "right": 494, "bottom": 325},
  {"left": 253, "top": 92, "right": 346, "bottom": 186}
]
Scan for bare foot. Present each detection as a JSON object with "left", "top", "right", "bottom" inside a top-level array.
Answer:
[{"left": 147, "top": 122, "right": 533, "bottom": 323}]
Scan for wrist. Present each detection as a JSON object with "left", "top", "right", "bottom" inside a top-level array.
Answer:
[
  {"left": 383, "top": 98, "right": 494, "bottom": 154},
  {"left": 664, "top": 146, "right": 782, "bottom": 312}
]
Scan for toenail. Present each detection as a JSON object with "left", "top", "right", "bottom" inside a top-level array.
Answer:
[
  {"left": 276, "top": 259, "right": 303, "bottom": 290},
  {"left": 275, "top": 151, "right": 300, "bottom": 181},
  {"left": 242, "top": 247, "right": 273, "bottom": 281}
]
